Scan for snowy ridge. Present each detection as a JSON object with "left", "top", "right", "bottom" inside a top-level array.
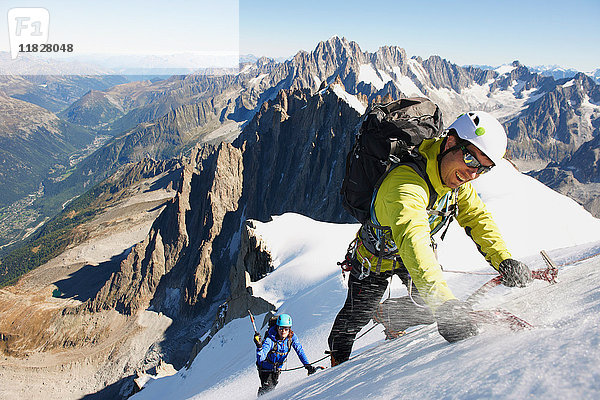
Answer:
[
  {"left": 358, "top": 64, "right": 389, "bottom": 90},
  {"left": 392, "top": 66, "right": 425, "bottom": 98},
  {"left": 495, "top": 64, "right": 517, "bottom": 75},
  {"left": 330, "top": 83, "right": 366, "bottom": 114},
  {"left": 407, "top": 58, "right": 428, "bottom": 84},
  {"left": 276, "top": 253, "right": 600, "bottom": 400},
  {"left": 249, "top": 73, "right": 268, "bottom": 86},
  {"left": 134, "top": 161, "right": 600, "bottom": 399}
]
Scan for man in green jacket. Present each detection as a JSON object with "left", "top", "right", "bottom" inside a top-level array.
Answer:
[{"left": 328, "top": 111, "right": 533, "bottom": 366}]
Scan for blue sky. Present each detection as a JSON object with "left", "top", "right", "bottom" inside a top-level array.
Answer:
[
  {"left": 240, "top": 0, "right": 600, "bottom": 71},
  {"left": 1, "top": 0, "right": 598, "bottom": 71}
]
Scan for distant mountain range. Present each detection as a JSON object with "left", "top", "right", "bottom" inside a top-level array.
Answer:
[
  {"left": 467, "top": 62, "right": 600, "bottom": 84},
  {"left": 1, "top": 36, "right": 599, "bottom": 267},
  {"left": 530, "top": 65, "right": 600, "bottom": 83},
  {"left": 0, "top": 73, "right": 127, "bottom": 113},
  {"left": 1, "top": 36, "right": 599, "bottom": 249},
  {"left": 0, "top": 51, "right": 238, "bottom": 77}
]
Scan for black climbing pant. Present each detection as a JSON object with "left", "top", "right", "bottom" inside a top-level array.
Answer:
[
  {"left": 257, "top": 369, "right": 280, "bottom": 396},
  {"left": 327, "top": 265, "right": 425, "bottom": 364}
]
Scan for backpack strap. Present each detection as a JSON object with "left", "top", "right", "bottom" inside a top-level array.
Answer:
[
  {"left": 360, "top": 155, "right": 439, "bottom": 275},
  {"left": 370, "top": 155, "right": 438, "bottom": 229},
  {"left": 395, "top": 157, "right": 438, "bottom": 210},
  {"left": 266, "top": 332, "right": 294, "bottom": 369},
  {"left": 285, "top": 332, "right": 293, "bottom": 358}
]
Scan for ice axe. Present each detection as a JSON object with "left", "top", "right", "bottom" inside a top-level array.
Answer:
[
  {"left": 468, "top": 250, "right": 560, "bottom": 305},
  {"left": 248, "top": 310, "right": 261, "bottom": 347},
  {"left": 538, "top": 250, "right": 559, "bottom": 283}
]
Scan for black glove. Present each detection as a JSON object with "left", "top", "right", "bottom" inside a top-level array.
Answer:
[
  {"left": 253, "top": 333, "right": 262, "bottom": 348},
  {"left": 305, "top": 364, "right": 317, "bottom": 375},
  {"left": 498, "top": 258, "right": 533, "bottom": 288},
  {"left": 436, "top": 299, "right": 478, "bottom": 343}
]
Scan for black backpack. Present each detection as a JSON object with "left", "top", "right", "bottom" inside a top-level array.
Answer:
[{"left": 340, "top": 97, "right": 444, "bottom": 224}]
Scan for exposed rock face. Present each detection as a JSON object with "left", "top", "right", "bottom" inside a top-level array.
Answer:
[
  {"left": 0, "top": 158, "right": 180, "bottom": 399},
  {"left": 104, "top": 156, "right": 182, "bottom": 195},
  {"left": 528, "top": 166, "right": 600, "bottom": 218},
  {"left": 422, "top": 55, "right": 474, "bottom": 92},
  {"left": 60, "top": 75, "right": 245, "bottom": 133},
  {"left": 237, "top": 221, "right": 274, "bottom": 282},
  {"left": 234, "top": 87, "right": 361, "bottom": 223},
  {"left": 83, "top": 143, "right": 243, "bottom": 315},
  {"left": 529, "top": 131, "right": 600, "bottom": 217},
  {"left": 257, "top": 39, "right": 600, "bottom": 179},
  {"left": 47, "top": 97, "right": 239, "bottom": 199},
  {"left": 560, "top": 123, "right": 600, "bottom": 184},
  {"left": 225, "top": 221, "right": 275, "bottom": 324},
  {"left": 514, "top": 73, "right": 600, "bottom": 216},
  {"left": 505, "top": 73, "right": 600, "bottom": 164},
  {"left": 185, "top": 220, "right": 276, "bottom": 368}
]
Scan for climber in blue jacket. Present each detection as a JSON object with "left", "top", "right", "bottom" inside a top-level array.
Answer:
[{"left": 255, "top": 313, "right": 317, "bottom": 396}]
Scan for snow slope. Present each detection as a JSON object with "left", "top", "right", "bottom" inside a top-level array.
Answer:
[{"left": 134, "top": 161, "right": 600, "bottom": 400}]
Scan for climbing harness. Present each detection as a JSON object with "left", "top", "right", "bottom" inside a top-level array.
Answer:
[{"left": 428, "top": 188, "right": 458, "bottom": 240}]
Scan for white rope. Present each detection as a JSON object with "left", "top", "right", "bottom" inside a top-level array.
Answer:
[{"left": 407, "top": 278, "right": 428, "bottom": 309}]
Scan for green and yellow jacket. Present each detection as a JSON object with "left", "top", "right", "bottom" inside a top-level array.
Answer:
[{"left": 355, "top": 138, "right": 511, "bottom": 310}]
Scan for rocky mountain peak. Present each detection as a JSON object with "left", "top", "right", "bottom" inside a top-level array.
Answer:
[
  {"left": 255, "top": 56, "right": 276, "bottom": 69},
  {"left": 333, "top": 74, "right": 345, "bottom": 88},
  {"left": 316, "top": 36, "right": 361, "bottom": 59},
  {"left": 421, "top": 55, "right": 474, "bottom": 92},
  {"left": 372, "top": 45, "right": 408, "bottom": 69},
  {"left": 570, "top": 72, "right": 600, "bottom": 96},
  {"left": 70, "top": 83, "right": 358, "bottom": 318}
]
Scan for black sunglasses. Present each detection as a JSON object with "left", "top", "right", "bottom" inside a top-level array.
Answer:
[{"left": 461, "top": 146, "right": 493, "bottom": 175}]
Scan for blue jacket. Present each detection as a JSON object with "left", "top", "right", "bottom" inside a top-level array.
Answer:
[{"left": 256, "top": 326, "right": 310, "bottom": 370}]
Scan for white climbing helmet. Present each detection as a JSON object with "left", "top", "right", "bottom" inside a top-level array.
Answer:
[{"left": 447, "top": 111, "right": 507, "bottom": 165}]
